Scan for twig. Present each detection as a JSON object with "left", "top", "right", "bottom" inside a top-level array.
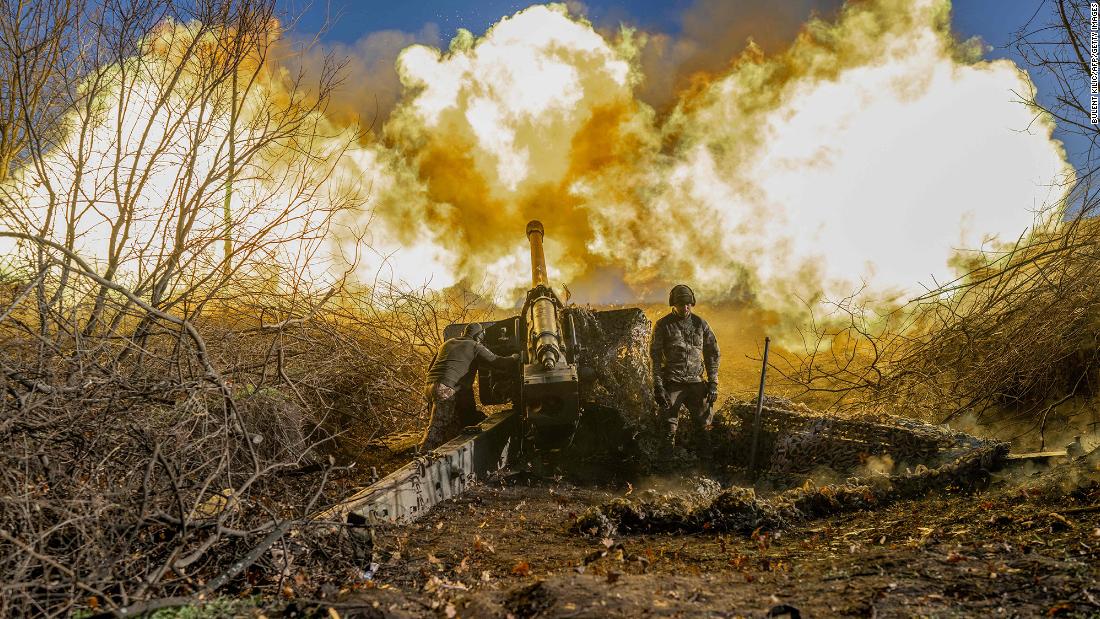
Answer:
[
  {"left": 0, "top": 529, "right": 120, "bottom": 613},
  {"left": 200, "top": 519, "right": 294, "bottom": 594}
]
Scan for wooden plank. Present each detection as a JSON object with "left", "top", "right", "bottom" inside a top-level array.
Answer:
[{"left": 1006, "top": 450, "right": 1068, "bottom": 461}]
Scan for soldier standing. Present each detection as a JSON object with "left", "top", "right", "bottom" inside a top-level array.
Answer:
[
  {"left": 650, "top": 284, "right": 721, "bottom": 457},
  {"left": 420, "top": 323, "right": 519, "bottom": 452}
]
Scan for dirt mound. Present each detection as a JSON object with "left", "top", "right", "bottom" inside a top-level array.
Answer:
[{"left": 710, "top": 396, "right": 994, "bottom": 478}]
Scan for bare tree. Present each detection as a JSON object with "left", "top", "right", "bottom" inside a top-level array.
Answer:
[
  {"left": 0, "top": 0, "right": 429, "bottom": 614},
  {"left": 0, "top": 0, "right": 79, "bottom": 183},
  {"left": 1013, "top": 0, "right": 1100, "bottom": 166}
]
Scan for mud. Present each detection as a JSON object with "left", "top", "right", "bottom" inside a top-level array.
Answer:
[
  {"left": 303, "top": 371, "right": 1099, "bottom": 618},
  {"left": 709, "top": 397, "right": 998, "bottom": 479},
  {"left": 571, "top": 400, "right": 1010, "bottom": 538},
  {"left": 317, "top": 456, "right": 1099, "bottom": 618}
]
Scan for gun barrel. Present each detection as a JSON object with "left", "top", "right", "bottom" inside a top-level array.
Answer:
[
  {"left": 530, "top": 300, "right": 561, "bottom": 370},
  {"left": 526, "top": 220, "right": 548, "bottom": 287},
  {"left": 525, "top": 220, "right": 563, "bottom": 370}
]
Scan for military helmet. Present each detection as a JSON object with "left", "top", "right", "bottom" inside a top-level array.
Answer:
[
  {"left": 668, "top": 284, "right": 696, "bottom": 306},
  {"left": 462, "top": 323, "right": 485, "bottom": 339}
]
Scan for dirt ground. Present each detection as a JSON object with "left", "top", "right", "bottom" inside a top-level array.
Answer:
[{"left": 302, "top": 458, "right": 1100, "bottom": 619}]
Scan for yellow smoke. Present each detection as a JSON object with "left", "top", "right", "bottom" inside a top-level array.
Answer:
[
  {"left": 0, "top": 17, "right": 357, "bottom": 290},
  {"left": 0, "top": 0, "right": 1075, "bottom": 330},
  {"left": 349, "top": 0, "right": 1071, "bottom": 317}
]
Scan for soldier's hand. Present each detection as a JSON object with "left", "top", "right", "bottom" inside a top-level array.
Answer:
[{"left": 706, "top": 381, "right": 719, "bottom": 405}]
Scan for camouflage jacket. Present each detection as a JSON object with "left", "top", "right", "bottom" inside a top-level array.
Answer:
[
  {"left": 650, "top": 312, "right": 720, "bottom": 386},
  {"left": 426, "top": 337, "right": 511, "bottom": 388}
]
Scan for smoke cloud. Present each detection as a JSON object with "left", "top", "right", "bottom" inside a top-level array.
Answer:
[
  {"left": 292, "top": 24, "right": 442, "bottom": 129},
  {"left": 635, "top": 0, "right": 844, "bottom": 110},
  {"left": 0, "top": 0, "right": 1075, "bottom": 329},
  {"left": 347, "top": 0, "right": 1071, "bottom": 317}
]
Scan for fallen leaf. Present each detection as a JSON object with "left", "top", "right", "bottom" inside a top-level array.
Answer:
[
  {"left": 474, "top": 535, "right": 495, "bottom": 554},
  {"left": 511, "top": 561, "right": 530, "bottom": 576},
  {"left": 1047, "top": 602, "right": 1074, "bottom": 616}
]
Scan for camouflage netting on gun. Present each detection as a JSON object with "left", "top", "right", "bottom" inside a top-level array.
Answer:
[
  {"left": 710, "top": 396, "right": 995, "bottom": 486},
  {"left": 574, "top": 401, "right": 1009, "bottom": 537},
  {"left": 565, "top": 308, "right": 664, "bottom": 460},
  {"left": 567, "top": 307, "right": 652, "bottom": 420}
]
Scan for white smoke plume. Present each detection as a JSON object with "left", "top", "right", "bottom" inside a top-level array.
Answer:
[
  {"left": 345, "top": 0, "right": 1071, "bottom": 318},
  {"left": 0, "top": 1, "right": 1074, "bottom": 325}
]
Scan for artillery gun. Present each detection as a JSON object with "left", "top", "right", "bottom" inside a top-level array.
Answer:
[
  {"left": 325, "top": 224, "right": 1022, "bottom": 526},
  {"left": 443, "top": 220, "right": 588, "bottom": 454},
  {"left": 330, "top": 221, "right": 653, "bottom": 524}
]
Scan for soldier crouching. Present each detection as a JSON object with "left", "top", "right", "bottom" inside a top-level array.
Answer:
[{"left": 421, "top": 323, "right": 519, "bottom": 452}]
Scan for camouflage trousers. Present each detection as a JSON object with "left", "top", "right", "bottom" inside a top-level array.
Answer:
[
  {"left": 420, "top": 382, "right": 457, "bottom": 452},
  {"left": 663, "top": 381, "right": 712, "bottom": 455}
]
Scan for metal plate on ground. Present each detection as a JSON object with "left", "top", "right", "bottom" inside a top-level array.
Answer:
[{"left": 323, "top": 410, "right": 520, "bottom": 525}]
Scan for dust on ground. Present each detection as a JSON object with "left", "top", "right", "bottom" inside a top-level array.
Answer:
[{"left": 307, "top": 458, "right": 1100, "bottom": 618}]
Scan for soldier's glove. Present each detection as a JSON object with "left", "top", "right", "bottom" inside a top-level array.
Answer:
[
  {"left": 654, "top": 382, "right": 670, "bottom": 410},
  {"left": 706, "top": 381, "right": 719, "bottom": 405}
]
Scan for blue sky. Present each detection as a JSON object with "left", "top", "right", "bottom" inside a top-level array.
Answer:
[
  {"left": 283, "top": 1, "right": 1039, "bottom": 53},
  {"left": 282, "top": 1, "right": 699, "bottom": 41},
  {"left": 278, "top": 0, "right": 1084, "bottom": 167}
]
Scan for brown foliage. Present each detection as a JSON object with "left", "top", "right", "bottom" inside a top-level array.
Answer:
[{"left": 0, "top": 0, "right": 486, "bottom": 614}]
